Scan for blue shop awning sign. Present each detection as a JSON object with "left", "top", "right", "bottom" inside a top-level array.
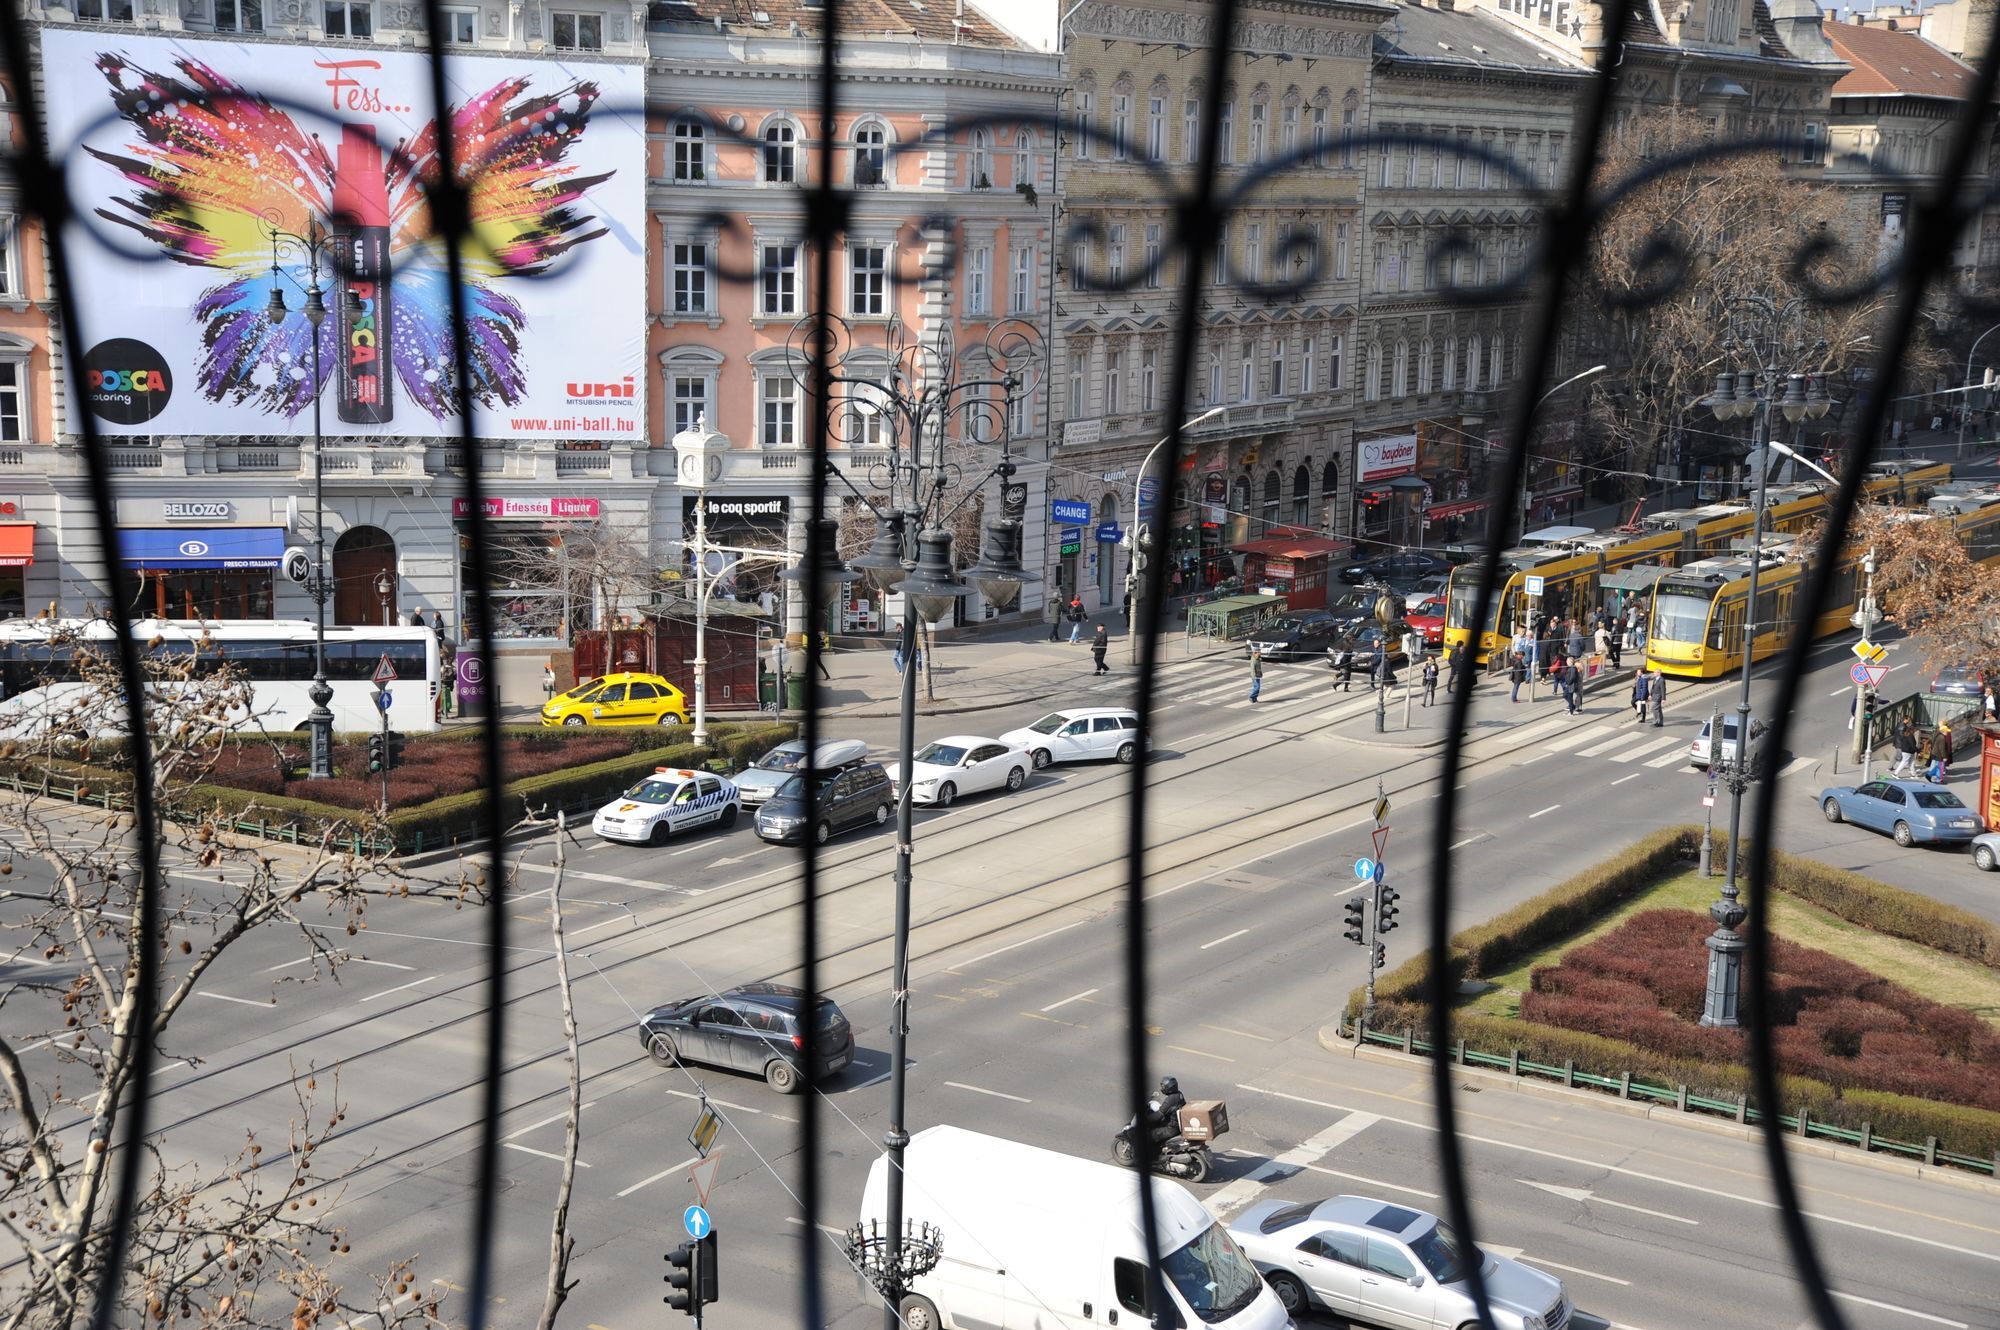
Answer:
[{"left": 118, "top": 527, "right": 286, "bottom": 569}]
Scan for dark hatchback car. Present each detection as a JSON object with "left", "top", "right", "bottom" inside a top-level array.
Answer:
[
  {"left": 1244, "top": 610, "right": 1344, "bottom": 660},
  {"left": 1337, "top": 551, "right": 1454, "bottom": 588},
  {"left": 638, "top": 984, "right": 854, "bottom": 1093},
  {"left": 754, "top": 761, "right": 895, "bottom": 844}
]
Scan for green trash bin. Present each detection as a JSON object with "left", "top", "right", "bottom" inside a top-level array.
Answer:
[
  {"left": 785, "top": 675, "right": 807, "bottom": 709},
  {"left": 759, "top": 671, "right": 777, "bottom": 708}
]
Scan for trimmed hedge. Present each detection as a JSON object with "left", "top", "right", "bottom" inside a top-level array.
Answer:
[{"left": 1774, "top": 852, "right": 2000, "bottom": 968}]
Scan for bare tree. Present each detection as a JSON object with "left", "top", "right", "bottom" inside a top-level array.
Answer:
[
  {"left": 0, "top": 632, "right": 456, "bottom": 1329},
  {"left": 533, "top": 815, "right": 582, "bottom": 1330},
  {"left": 1821, "top": 504, "right": 2000, "bottom": 671}
]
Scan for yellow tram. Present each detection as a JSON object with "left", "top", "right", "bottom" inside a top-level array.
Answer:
[
  {"left": 1644, "top": 482, "right": 2000, "bottom": 679},
  {"left": 1440, "top": 459, "right": 1952, "bottom": 666}
]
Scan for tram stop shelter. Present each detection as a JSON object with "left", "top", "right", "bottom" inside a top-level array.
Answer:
[
  {"left": 1229, "top": 534, "right": 1350, "bottom": 611},
  {"left": 1185, "top": 593, "right": 1290, "bottom": 642}
]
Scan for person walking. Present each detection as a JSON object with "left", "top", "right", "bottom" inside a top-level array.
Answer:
[
  {"left": 1068, "top": 595, "right": 1086, "bottom": 644},
  {"left": 1563, "top": 659, "right": 1583, "bottom": 715},
  {"left": 1624, "top": 603, "right": 1641, "bottom": 650},
  {"left": 1248, "top": 648, "right": 1264, "bottom": 703},
  {"left": 1593, "top": 621, "right": 1613, "bottom": 670},
  {"left": 1650, "top": 668, "right": 1667, "bottom": 727},
  {"left": 1566, "top": 621, "right": 1586, "bottom": 663},
  {"left": 1916, "top": 730, "right": 1935, "bottom": 783},
  {"left": 1630, "top": 667, "right": 1651, "bottom": 722},
  {"left": 542, "top": 660, "right": 556, "bottom": 702},
  {"left": 1045, "top": 593, "right": 1063, "bottom": 643},
  {"left": 1891, "top": 718, "right": 1918, "bottom": 778},
  {"left": 1985, "top": 680, "right": 1997, "bottom": 722},
  {"left": 1509, "top": 650, "right": 1528, "bottom": 703},
  {"left": 1335, "top": 646, "right": 1356, "bottom": 692},
  {"left": 816, "top": 630, "right": 834, "bottom": 682},
  {"left": 1933, "top": 720, "right": 1954, "bottom": 782},
  {"left": 1421, "top": 656, "right": 1439, "bottom": 707},
  {"left": 1091, "top": 624, "right": 1110, "bottom": 675}
]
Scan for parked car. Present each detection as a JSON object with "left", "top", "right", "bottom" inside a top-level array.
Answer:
[
  {"left": 1337, "top": 551, "right": 1455, "bottom": 588},
  {"left": 637, "top": 984, "right": 854, "bottom": 1093},
  {"left": 1689, "top": 715, "right": 1773, "bottom": 773},
  {"left": 999, "top": 707, "right": 1142, "bottom": 768},
  {"left": 1328, "top": 624, "right": 1405, "bottom": 680},
  {"left": 754, "top": 761, "right": 895, "bottom": 844},
  {"left": 590, "top": 768, "right": 739, "bottom": 846},
  {"left": 1931, "top": 664, "right": 1986, "bottom": 698},
  {"left": 1818, "top": 779, "right": 1982, "bottom": 847},
  {"left": 1327, "top": 586, "right": 1402, "bottom": 630},
  {"left": 1971, "top": 830, "right": 2000, "bottom": 872},
  {"left": 540, "top": 672, "right": 689, "bottom": 727},
  {"left": 1227, "top": 1194, "right": 1570, "bottom": 1330},
  {"left": 733, "top": 738, "right": 869, "bottom": 807},
  {"left": 1244, "top": 610, "right": 1345, "bottom": 660},
  {"left": 887, "top": 736, "right": 1031, "bottom": 806},
  {"left": 1403, "top": 593, "right": 1447, "bottom": 648}
]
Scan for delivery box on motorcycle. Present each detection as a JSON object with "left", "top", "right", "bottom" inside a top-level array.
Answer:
[{"left": 1177, "top": 1099, "right": 1229, "bottom": 1142}]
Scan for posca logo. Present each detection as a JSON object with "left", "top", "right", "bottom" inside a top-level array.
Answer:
[{"left": 82, "top": 338, "right": 173, "bottom": 424}]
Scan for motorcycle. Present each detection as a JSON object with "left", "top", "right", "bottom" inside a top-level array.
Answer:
[{"left": 1112, "top": 1095, "right": 1229, "bottom": 1182}]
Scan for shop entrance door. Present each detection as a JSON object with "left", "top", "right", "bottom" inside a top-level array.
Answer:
[{"left": 333, "top": 525, "right": 397, "bottom": 625}]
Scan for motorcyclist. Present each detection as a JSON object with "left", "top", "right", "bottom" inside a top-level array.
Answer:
[{"left": 1147, "top": 1075, "right": 1187, "bottom": 1155}]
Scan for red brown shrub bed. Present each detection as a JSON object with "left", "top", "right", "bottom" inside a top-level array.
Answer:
[
  {"left": 1521, "top": 909, "right": 2000, "bottom": 1115},
  {"left": 197, "top": 731, "right": 634, "bottom": 810}
]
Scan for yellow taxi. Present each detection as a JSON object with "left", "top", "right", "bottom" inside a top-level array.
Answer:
[{"left": 541, "top": 672, "right": 690, "bottom": 727}]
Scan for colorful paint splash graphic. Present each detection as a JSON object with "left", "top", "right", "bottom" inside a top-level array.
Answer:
[{"left": 84, "top": 52, "right": 615, "bottom": 420}]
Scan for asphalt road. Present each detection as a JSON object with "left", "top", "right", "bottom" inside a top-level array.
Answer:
[{"left": 2, "top": 627, "right": 1992, "bottom": 1329}]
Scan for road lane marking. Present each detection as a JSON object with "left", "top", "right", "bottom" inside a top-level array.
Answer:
[
  {"left": 1177, "top": 731, "right": 1212, "bottom": 745},
  {"left": 1528, "top": 804, "right": 1560, "bottom": 819},
  {"left": 1167, "top": 1044, "right": 1235, "bottom": 1063},
  {"left": 1449, "top": 836, "right": 1481, "bottom": 850},
  {"left": 1579, "top": 732, "right": 1646, "bottom": 756},
  {"left": 1609, "top": 735, "right": 1686, "bottom": 762},
  {"left": 511, "top": 861, "right": 691, "bottom": 893},
  {"left": 953, "top": 919, "right": 1089, "bottom": 969},
  {"left": 1829, "top": 1292, "right": 1968, "bottom": 1327},
  {"left": 348, "top": 957, "right": 416, "bottom": 970},
  {"left": 616, "top": 1154, "right": 700, "bottom": 1198},
  {"left": 199, "top": 992, "right": 272, "bottom": 1007},
  {"left": 1021, "top": 1011, "right": 1084, "bottom": 1028},
  {"left": 358, "top": 975, "right": 435, "bottom": 1003},
  {"left": 569, "top": 916, "right": 628, "bottom": 938},
  {"left": 1543, "top": 724, "right": 1616, "bottom": 753},
  {"left": 1299, "top": 1163, "right": 1436, "bottom": 1197},
  {"left": 503, "top": 1143, "right": 590, "bottom": 1167},
  {"left": 1610, "top": 773, "right": 1641, "bottom": 786},
  {"left": 1235, "top": 1084, "right": 2000, "bottom": 1264},
  {"left": 668, "top": 1088, "right": 763, "bottom": 1116},
  {"left": 1521, "top": 1256, "right": 1630, "bottom": 1286},
  {"left": 1644, "top": 748, "right": 1689, "bottom": 768},
  {"left": 504, "top": 1103, "right": 598, "bottom": 1140},
  {"left": 1040, "top": 988, "right": 1099, "bottom": 1012},
  {"left": 1201, "top": 1024, "right": 1271, "bottom": 1042},
  {"left": 1780, "top": 754, "right": 1818, "bottom": 777},
  {"left": 263, "top": 956, "right": 315, "bottom": 972},
  {"left": 944, "top": 1081, "right": 1032, "bottom": 1103},
  {"left": 1520, "top": 1179, "right": 1698, "bottom": 1225},
  {"left": 1199, "top": 929, "right": 1250, "bottom": 950},
  {"left": 1207, "top": 1112, "right": 1381, "bottom": 1219}
]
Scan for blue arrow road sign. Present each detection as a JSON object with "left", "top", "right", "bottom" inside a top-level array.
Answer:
[
  {"left": 684, "top": 1204, "right": 711, "bottom": 1240},
  {"left": 374, "top": 689, "right": 392, "bottom": 714},
  {"left": 1353, "top": 857, "right": 1376, "bottom": 882}
]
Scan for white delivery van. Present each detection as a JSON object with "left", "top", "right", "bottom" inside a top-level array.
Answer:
[{"left": 857, "top": 1125, "right": 1292, "bottom": 1330}]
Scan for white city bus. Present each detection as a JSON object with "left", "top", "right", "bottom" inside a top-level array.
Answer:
[{"left": 0, "top": 620, "right": 446, "bottom": 736}]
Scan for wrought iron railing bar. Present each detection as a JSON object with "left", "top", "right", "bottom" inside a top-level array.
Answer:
[
  {"left": 1426, "top": 3, "right": 1641, "bottom": 1327},
  {"left": 1740, "top": 19, "right": 2000, "bottom": 1330},
  {"left": 1126, "top": 0, "right": 1244, "bottom": 1314},
  {"left": 411, "top": 6, "right": 512, "bottom": 1324},
  {"left": 0, "top": 12, "right": 170, "bottom": 1330}
]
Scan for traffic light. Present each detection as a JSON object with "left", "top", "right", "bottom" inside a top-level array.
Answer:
[
  {"left": 1343, "top": 897, "right": 1366, "bottom": 945},
  {"left": 385, "top": 731, "right": 407, "bottom": 770},
  {"left": 367, "top": 733, "right": 386, "bottom": 773},
  {"left": 664, "top": 1242, "right": 700, "bottom": 1317},
  {"left": 695, "top": 1230, "right": 718, "bottom": 1305},
  {"left": 1377, "top": 884, "right": 1400, "bottom": 935},
  {"left": 1372, "top": 941, "right": 1386, "bottom": 972}
]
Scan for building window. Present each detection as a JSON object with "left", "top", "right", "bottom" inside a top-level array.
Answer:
[
  {"left": 1393, "top": 341, "right": 1409, "bottom": 398},
  {"left": 1303, "top": 335, "right": 1317, "bottom": 393},
  {"left": 1074, "top": 90, "right": 1094, "bottom": 160},
  {"left": 967, "top": 245, "right": 990, "bottom": 316},
  {"left": 1011, "top": 245, "right": 1035, "bottom": 313},
  {"left": 1219, "top": 102, "right": 1234, "bottom": 165},
  {"left": 1418, "top": 338, "right": 1433, "bottom": 394},
  {"left": 1112, "top": 93, "right": 1131, "bottom": 160},
  {"left": 0, "top": 361, "right": 22, "bottom": 442},
  {"left": 1249, "top": 102, "right": 1267, "bottom": 161},
  {"left": 671, "top": 241, "right": 708, "bottom": 315},
  {"left": 1184, "top": 98, "right": 1201, "bottom": 163},
  {"left": 850, "top": 244, "right": 887, "bottom": 316},
  {"left": 0, "top": 220, "right": 15, "bottom": 298},
  {"left": 1147, "top": 96, "right": 1166, "bottom": 159},
  {"left": 215, "top": 0, "right": 264, "bottom": 32},
  {"left": 1245, "top": 223, "right": 1263, "bottom": 283},
  {"left": 1479, "top": 134, "right": 1494, "bottom": 189},
  {"left": 855, "top": 122, "right": 887, "bottom": 186},
  {"left": 763, "top": 121, "right": 797, "bottom": 183},
  {"left": 1326, "top": 334, "right": 1341, "bottom": 391},
  {"left": 1802, "top": 122, "right": 1822, "bottom": 165},
  {"left": 1281, "top": 103, "right": 1298, "bottom": 158},
  {"left": 847, "top": 386, "right": 889, "bottom": 446},
  {"left": 1108, "top": 226, "right": 1126, "bottom": 286},
  {"left": 1464, "top": 335, "right": 1481, "bottom": 390},
  {"left": 437, "top": 4, "right": 477, "bottom": 40},
  {"left": 1106, "top": 349, "right": 1124, "bottom": 415},
  {"left": 1293, "top": 466, "right": 1311, "bottom": 527},
  {"left": 1548, "top": 132, "right": 1565, "bottom": 185},
  {"left": 1008, "top": 384, "right": 1029, "bottom": 440},
  {"left": 1143, "top": 224, "right": 1162, "bottom": 288},
  {"left": 1335, "top": 222, "right": 1349, "bottom": 281},
  {"left": 672, "top": 120, "right": 706, "bottom": 182},
  {"left": 1141, "top": 348, "right": 1157, "bottom": 411},
  {"left": 1206, "top": 353, "right": 1222, "bottom": 406},
  {"left": 1455, "top": 135, "right": 1469, "bottom": 189},
  {"left": 322, "top": 0, "right": 368, "bottom": 35},
  {"left": 1213, "top": 224, "right": 1229, "bottom": 285},
  {"left": 1014, "top": 130, "right": 1034, "bottom": 187},
  {"left": 760, "top": 374, "right": 797, "bottom": 448},
  {"left": 1069, "top": 365, "right": 1085, "bottom": 419},
  {"left": 1311, "top": 106, "right": 1327, "bottom": 167},
  {"left": 1404, "top": 138, "right": 1419, "bottom": 188},
  {"left": 1271, "top": 338, "right": 1286, "bottom": 397},
  {"left": 1363, "top": 343, "right": 1380, "bottom": 401},
  {"left": 1340, "top": 104, "right": 1356, "bottom": 167},
  {"left": 76, "top": 0, "right": 136, "bottom": 20},
  {"left": 1239, "top": 346, "right": 1254, "bottom": 403},
  {"left": 1070, "top": 236, "right": 1090, "bottom": 292},
  {"left": 761, "top": 244, "right": 798, "bottom": 315},
  {"left": 969, "top": 128, "right": 992, "bottom": 188},
  {"left": 1378, "top": 136, "right": 1393, "bottom": 188},
  {"left": 669, "top": 371, "right": 712, "bottom": 437},
  {"left": 1442, "top": 336, "right": 1457, "bottom": 390},
  {"left": 551, "top": 11, "right": 602, "bottom": 50}
]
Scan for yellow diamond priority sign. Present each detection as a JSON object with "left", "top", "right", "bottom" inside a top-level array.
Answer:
[{"left": 1851, "top": 641, "right": 1888, "bottom": 665}]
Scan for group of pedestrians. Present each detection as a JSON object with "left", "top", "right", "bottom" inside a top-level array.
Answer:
[
  {"left": 1047, "top": 594, "right": 1112, "bottom": 675},
  {"left": 1629, "top": 666, "right": 1667, "bottom": 726},
  {"left": 1890, "top": 716, "right": 1956, "bottom": 783}
]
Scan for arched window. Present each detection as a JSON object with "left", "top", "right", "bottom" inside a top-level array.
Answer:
[
  {"left": 1363, "top": 342, "right": 1381, "bottom": 402},
  {"left": 1292, "top": 464, "right": 1312, "bottom": 526},
  {"left": 1464, "top": 334, "right": 1482, "bottom": 390},
  {"left": 661, "top": 345, "right": 725, "bottom": 438},
  {"left": 761, "top": 118, "right": 797, "bottom": 184},
  {"left": 1442, "top": 336, "right": 1458, "bottom": 391},
  {"left": 1013, "top": 129, "right": 1035, "bottom": 189},
  {"left": 853, "top": 119, "right": 889, "bottom": 187},
  {"left": 1418, "top": 338, "right": 1434, "bottom": 394},
  {"left": 1490, "top": 331, "right": 1506, "bottom": 387},
  {"left": 1392, "top": 340, "right": 1409, "bottom": 398},
  {"left": 969, "top": 128, "right": 993, "bottom": 189},
  {"left": 1261, "top": 468, "right": 1282, "bottom": 535}
]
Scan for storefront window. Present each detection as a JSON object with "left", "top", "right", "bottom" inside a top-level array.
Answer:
[
  {"left": 137, "top": 570, "right": 274, "bottom": 620},
  {"left": 462, "top": 526, "right": 601, "bottom": 642}
]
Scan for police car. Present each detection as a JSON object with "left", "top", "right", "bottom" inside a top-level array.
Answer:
[{"left": 591, "top": 768, "right": 741, "bottom": 845}]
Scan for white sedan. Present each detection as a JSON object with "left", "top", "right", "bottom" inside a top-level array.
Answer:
[
  {"left": 886, "top": 736, "right": 1031, "bottom": 807},
  {"left": 591, "top": 768, "right": 740, "bottom": 845}
]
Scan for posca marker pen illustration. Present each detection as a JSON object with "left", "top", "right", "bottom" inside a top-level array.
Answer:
[{"left": 332, "top": 123, "right": 393, "bottom": 425}]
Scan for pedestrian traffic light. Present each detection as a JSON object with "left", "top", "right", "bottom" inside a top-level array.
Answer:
[
  {"left": 367, "top": 733, "right": 386, "bottom": 773},
  {"left": 385, "top": 731, "right": 406, "bottom": 770},
  {"left": 664, "top": 1241, "right": 702, "bottom": 1316},
  {"left": 1343, "top": 897, "right": 1366, "bottom": 945},
  {"left": 695, "top": 1230, "right": 719, "bottom": 1305},
  {"left": 1372, "top": 941, "right": 1386, "bottom": 972},
  {"left": 1377, "top": 884, "right": 1400, "bottom": 934}
]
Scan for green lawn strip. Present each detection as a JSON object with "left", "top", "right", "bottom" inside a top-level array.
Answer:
[{"left": 1464, "top": 870, "right": 2000, "bottom": 1027}]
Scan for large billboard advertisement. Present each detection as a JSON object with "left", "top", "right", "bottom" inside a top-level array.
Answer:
[{"left": 42, "top": 28, "right": 645, "bottom": 440}]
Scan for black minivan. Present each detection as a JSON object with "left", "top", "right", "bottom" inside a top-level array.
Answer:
[
  {"left": 638, "top": 983, "right": 854, "bottom": 1093},
  {"left": 753, "top": 761, "right": 895, "bottom": 844}
]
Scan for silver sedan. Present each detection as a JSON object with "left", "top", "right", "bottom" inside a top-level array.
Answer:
[{"left": 1227, "top": 1195, "right": 1571, "bottom": 1330}]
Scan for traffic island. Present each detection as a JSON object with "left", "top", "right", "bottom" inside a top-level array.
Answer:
[{"left": 1324, "top": 824, "right": 2000, "bottom": 1179}]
